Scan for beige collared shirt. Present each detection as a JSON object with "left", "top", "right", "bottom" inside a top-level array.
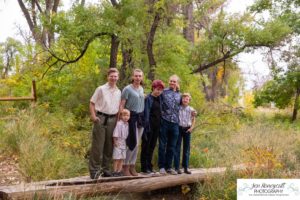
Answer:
[{"left": 90, "top": 83, "right": 121, "bottom": 115}]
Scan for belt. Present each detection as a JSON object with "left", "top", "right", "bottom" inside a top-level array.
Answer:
[
  {"left": 96, "top": 111, "right": 117, "bottom": 118},
  {"left": 96, "top": 111, "right": 116, "bottom": 125}
]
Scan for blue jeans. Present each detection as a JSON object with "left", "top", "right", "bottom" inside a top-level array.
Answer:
[
  {"left": 158, "top": 119, "right": 179, "bottom": 169},
  {"left": 174, "top": 126, "right": 191, "bottom": 169}
]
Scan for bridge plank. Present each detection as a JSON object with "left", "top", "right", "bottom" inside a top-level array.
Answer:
[{"left": 0, "top": 165, "right": 246, "bottom": 199}]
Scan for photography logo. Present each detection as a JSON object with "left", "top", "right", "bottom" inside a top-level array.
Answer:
[{"left": 237, "top": 179, "right": 300, "bottom": 200}]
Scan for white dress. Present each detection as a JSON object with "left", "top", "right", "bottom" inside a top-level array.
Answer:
[{"left": 112, "top": 120, "right": 129, "bottom": 159}]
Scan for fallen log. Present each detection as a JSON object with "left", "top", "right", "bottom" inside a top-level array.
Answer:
[{"left": 0, "top": 165, "right": 246, "bottom": 199}]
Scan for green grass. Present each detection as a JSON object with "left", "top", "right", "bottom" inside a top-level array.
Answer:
[
  {"left": 0, "top": 106, "right": 89, "bottom": 181},
  {"left": 1, "top": 104, "right": 300, "bottom": 199},
  {"left": 190, "top": 107, "right": 300, "bottom": 199}
]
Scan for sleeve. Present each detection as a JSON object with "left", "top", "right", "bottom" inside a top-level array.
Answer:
[
  {"left": 190, "top": 106, "right": 195, "bottom": 112},
  {"left": 113, "top": 122, "right": 121, "bottom": 138},
  {"left": 143, "top": 95, "right": 151, "bottom": 132},
  {"left": 90, "top": 87, "right": 102, "bottom": 104},
  {"left": 190, "top": 106, "right": 197, "bottom": 117},
  {"left": 121, "top": 86, "right": 130, "bottom": 100}
]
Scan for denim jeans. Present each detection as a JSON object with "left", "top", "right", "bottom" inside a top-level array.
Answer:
[
  {"left": 174, "top": 126, "right": 191, "bottom": 169},
  {"left": 158, "top": 118, "right": 179, "bottom": 169}
]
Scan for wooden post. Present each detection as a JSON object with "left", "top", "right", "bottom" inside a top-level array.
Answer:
[
  {"left": 32, "top": 80, "right": 37, "bottom": 102},
  {"left": 0, "top": 80, "right": 37, "bottom": 102}
]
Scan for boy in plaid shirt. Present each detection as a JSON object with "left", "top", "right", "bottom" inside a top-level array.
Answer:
[{"left": 174, "top": 93, "right": 196, "bottom": 174}]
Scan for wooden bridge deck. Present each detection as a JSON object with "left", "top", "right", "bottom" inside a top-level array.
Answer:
[{"left": 0, "top": 165, "right": 246, "bottom": 199}]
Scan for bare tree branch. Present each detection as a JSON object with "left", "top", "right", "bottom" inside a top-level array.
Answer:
[
  {"left": 42, "top": 60, "right": 59, "bottom": 79},
  {"left": 192, "top": 43, "right": 274, "bottom": 74},
  {"left": 53, "top": 0, "right": 60, "bottom": 13},
  {"left": 17, "top": 0, "right": 35, "bottom": 35},
  {"left": 42, "top": 32, "right": 112, "bottom": 76},
  {"left": 35, "top": 0, "right": 43, "bottom": 13}
]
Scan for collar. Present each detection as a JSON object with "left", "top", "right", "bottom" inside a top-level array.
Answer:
[{"left": 106, "top": 82, "right": 117, "bottom": 89}]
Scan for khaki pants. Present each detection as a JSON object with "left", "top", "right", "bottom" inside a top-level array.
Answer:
[{"left": 89, "top": 114, "right": 116, "bottom": 174}]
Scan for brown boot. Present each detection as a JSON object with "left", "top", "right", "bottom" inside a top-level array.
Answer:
[
  {"left": 122, "top": 165, "right": 131, "bottom": 176},
  {"left": 129, "top": 165, "right": 138, "bottom": 176}
]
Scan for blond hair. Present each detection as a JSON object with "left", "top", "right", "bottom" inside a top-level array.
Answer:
[
  {"left": 182, "top": 92, "right": 191, "bottom": 100},
  {"left": 120, "top": 109, "right": 130, "bottom": 117},
  {"left": 131, "top": 68, "right": 144, "bottom": 85},
  {"left": 169, "top": 74, "right": 180, "bottom": 91},
  {"left": 169, "top": 74, "right": 180, "bottom": 82}
]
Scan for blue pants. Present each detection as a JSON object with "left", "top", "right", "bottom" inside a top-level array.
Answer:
[
  {"left": 174, "top": 126, "right": 191, "bottom": 170},
  {"left": 158, "top": 119, "right": 179, "bottom": 169}
]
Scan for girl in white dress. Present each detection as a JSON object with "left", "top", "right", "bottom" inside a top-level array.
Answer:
[{"left": 112, "top": 109, "right": 130, "bottom": 176}]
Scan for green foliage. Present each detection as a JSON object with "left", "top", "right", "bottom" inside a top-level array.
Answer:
[
  {"left": 149, "top": 30, "right": 206, "bottom": 109},
  {"left": 245, "top": 18, "right": 291, "bottom": 47},
  {"left": 192, "top": 108, "right": 300, "bottom": 199},
  {"left": 1, "top": 1, "right": 299, "bottom": 192},
  {"left": 250, "top": 0, "right": 300, "bottom": 34},
  {"left": 254, "top": 65, "right": 300, "bottom": 119},
  {"left": 0, "top": 106, "right": 89, "bottom": 181}
]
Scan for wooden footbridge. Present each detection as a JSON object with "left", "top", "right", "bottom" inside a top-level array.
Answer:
[{"left": 0, "top": 165, "right": 246, "bottom": 199}]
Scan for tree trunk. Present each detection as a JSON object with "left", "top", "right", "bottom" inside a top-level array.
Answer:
[
  {"left": 17, "top": 0, "right": 38, "bottom": 42},
  {"left": 205, "top": 67, "right": 218, "bottom": 101},
  {"left": 292, "top": 87, "right": 300, "bottom": 121},
  {"left": 17, "top": 0, "right": 60, "bottom": 48},
  {"left": 147, "top": 11, "right": 161, "bottom": 81},
  {"left": 120, "top": 44, "right": 134, "bottom": 87},
  {"left": 0, "top": 166, "right": 246, "bottom": 199},
  {"left": 183, "top": 1, "right": 194, "bottom": 43},
  {"left": 109, "top": 34, "right": 120, "bottom": 68}
]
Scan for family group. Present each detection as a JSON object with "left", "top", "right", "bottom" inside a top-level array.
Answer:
[{"left": 89, "top": 68, "right": 196, "bottom": 179}]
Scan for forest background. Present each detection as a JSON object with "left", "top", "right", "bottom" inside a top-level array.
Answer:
[{"left": 0, "top": 0, "right": 299, "bottom": 199}]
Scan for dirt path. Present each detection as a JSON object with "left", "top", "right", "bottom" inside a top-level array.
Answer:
[{"left": 0, "top": 155, "right": 23, "bottom": 186}]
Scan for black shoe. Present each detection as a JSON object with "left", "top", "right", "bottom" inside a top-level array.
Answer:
[
  {"left": 141, "top": 169, "right": 152, "bottom": 175},
  {"left": 102, "top": 170, "right": 113, "bottom": 177},
  {"left": 184, "top": 168, "right": 192, "bottom": 174},
  {"left": 112, "top": 171, "right": 122, "bottom": 177},
  {"left": 90, "top": 171, "right": 100, "bottom": 179},
  {"left": 176, "top": 169, "right": 182, "bottom": 174},
  {"left": 117, "top": 171, "right": 123, "bottom": 176}
]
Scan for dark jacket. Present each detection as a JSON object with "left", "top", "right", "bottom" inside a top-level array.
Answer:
[
  {"left": 143, "top": 93, "right": 163, "bottom": 134},
  {"left": 126, "top": 111, "right": 144, "bottom": 151}
]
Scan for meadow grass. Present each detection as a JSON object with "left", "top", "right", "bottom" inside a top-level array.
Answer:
[
  {"left": 191, "top": 107, "right": 300, "bottom": 199},
  {"left": 1, "top": 104, "right": 300, "bottom": 199},
  {"left": 0, "top": 105, "right": 89, "bottom": 181}
]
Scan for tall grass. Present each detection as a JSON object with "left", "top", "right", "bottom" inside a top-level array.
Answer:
[
  {"left": 191, "top": 107, "right": 300, "bottom": 199},
  {"left": 0, "top": 105, "right": 89, "bottom": 181},
  {"left": 190, "top": 106, "right": 300, "bottom": 169}
]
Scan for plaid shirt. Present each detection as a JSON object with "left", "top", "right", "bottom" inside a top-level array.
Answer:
[
  {"left": 161, "top": 88, "right": 181, "bottom": 124},
  {"left": 179, "top": 105, "right": 194, "bottom": 127}
]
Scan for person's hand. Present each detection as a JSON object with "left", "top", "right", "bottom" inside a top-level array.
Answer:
[
  {"left": 114, "top": 140, "right": 120, "bottom": 147},
  {"left": 92, "top": 116, "right": 100, "bottom": 123},
  {"left": 191, "top": 110, "right": 197, "bottom": 117},
  {"left": 187, "top": 128, "right": 193, "bottom": 133},
  {"left": 114, "top": 141, "right": 118, "bottom": 147}
]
